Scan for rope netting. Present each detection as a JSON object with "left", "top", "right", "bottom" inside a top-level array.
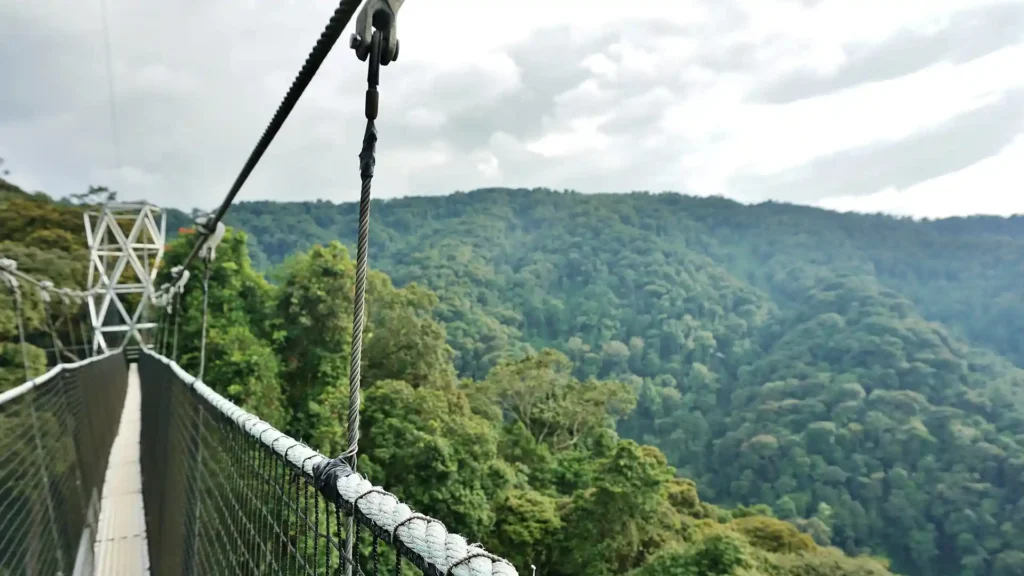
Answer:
[
  {"left": 139, "top": 348, "right": 516, "bottom": 576},
  {"left": 0, "top": 351, "right": 128, "bottom": 575}
]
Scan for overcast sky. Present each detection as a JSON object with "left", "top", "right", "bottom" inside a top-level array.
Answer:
[{"left": 2, "top": 0, "right": 1022, "bottom": 219}]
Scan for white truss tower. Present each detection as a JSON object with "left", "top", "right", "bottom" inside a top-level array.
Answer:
[{"left": 84, "top": 203, "right": 167, "bottom": 353}]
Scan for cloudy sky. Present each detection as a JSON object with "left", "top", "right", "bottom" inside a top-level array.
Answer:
[{"left": 2, "top": 0, "right": 1022, "bottom": 219}]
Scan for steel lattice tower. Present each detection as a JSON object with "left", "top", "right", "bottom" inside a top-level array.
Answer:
[{"left": 84, "top": 202, "right": 166, "bottom": 353}]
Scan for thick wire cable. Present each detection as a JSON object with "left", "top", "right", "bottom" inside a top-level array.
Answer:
[
  {"left": 97, "top": 0, "right": 122, "bottom": 174},
  {"left": 181, "top": 0, "right": 366, "bottom": 272},
  {"left": 344, "top": 127, "right": 376, "bottom": 466},
  {"left": 342, "top": 28, "right": 383, "bottom": 576}
]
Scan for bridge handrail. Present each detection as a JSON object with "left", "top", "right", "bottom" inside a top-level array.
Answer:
[
  {"left": 0, "top": 350, "right": 129, "bottom": 576},
  {"left": 140, "top": 347, "right": 517, "bottom": 576},
  {"left": 0, "top": 351, "right": 119, "bottom": 407}
]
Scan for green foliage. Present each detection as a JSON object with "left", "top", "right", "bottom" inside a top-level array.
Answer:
[
  {"left": 224, "top": 188, "right": 1024, "bottom": 576},
  {"left": 158, "top": 229, "right": 286, "bottom": 427},
  {"left": 169, "top": 225, "right": 889, "bottom": 576},
  {"left": 480, "top": 349, "right": 636, "bottom": 451},
  {"left": 730, "top": 516, "right": 815, "bottom": 554},
  {"left": 357, "top": 379, "right": 503, "bottom": 538},
  {"left": 13, "top": 184, "right": 1022, "bottom": 576},
  {"left": 0, "top": 180, "right": 92, "bottom": 384},
  {"left": 269, "top": 241, "right": 457, "bottom": 439}
]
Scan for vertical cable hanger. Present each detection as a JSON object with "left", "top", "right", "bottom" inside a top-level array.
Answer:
[
  {"left": 98, "top": 0, "right": 122, "bottom": 183},
  {"left": 307, "top": 3, "right": 404, "bottom": 576},
  {"left": 1, "top": 262, "right": 32, "bottom": 380},
  {"left": 194, "top": 216, "right": 224, "bottom": 381}
]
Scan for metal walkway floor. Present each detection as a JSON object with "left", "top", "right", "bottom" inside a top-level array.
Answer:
[{"left": 94, "top": 363, "right": 150, "bottom": 574}]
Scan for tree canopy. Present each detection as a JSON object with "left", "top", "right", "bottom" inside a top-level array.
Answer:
[
  {"left": 153, "top": 218, "right": 899, "bottom": 576},
  {"left": 4, "top": 182, "right": 1023, "bottom": 576},
  {"left": 224, "top": 188, "right": 1024, "bottom": 576}
]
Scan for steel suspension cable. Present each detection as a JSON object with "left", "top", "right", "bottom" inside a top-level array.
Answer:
[
  {"left": 180, "top": 0, "right": 367, "bottom": 272},
  {"left": 339, "top": 27, "right": 386, "bottom": 576}
]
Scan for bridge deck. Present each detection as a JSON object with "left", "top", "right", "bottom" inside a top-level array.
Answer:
[{"left": 94, "top": 363, "right": 150, "bottom": 575}]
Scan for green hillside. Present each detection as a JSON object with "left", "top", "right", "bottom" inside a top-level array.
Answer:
[
  {"left": 1, "top": 180, "right": 904, "bottom": 575},
  {"left": 0, "top": 180, "right": 91, "bottom": 388},
  {"left": 223, "top": 188, "right": 1024, "bottom": 576}
]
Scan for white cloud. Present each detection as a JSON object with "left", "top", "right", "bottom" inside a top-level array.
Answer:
[
  {"left": 526, "top": 114, "right": 613, "bottom": 158},
  {"left": 820, "top": 135, "right": 1024, "bottom": 218},
  {"left": 1, "top": 0, "right": 1022, "bottom": 218},
  {"left": 661, "top": 41, "right": 1024, "bottom": 197}
]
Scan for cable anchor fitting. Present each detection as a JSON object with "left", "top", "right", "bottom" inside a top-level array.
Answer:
[{"left": 350, "top": 0, "right": 402, "bottom": 65}]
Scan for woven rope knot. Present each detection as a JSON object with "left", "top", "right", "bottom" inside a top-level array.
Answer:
[
  {"left": 38, "top": 281, "right": 54, "bottom": 303},
  {"left": 0, "top": 258, "right": 16, "bottom": 272},
  {"left": 311, "top": 457, "right": 355, "bottom": 504}
]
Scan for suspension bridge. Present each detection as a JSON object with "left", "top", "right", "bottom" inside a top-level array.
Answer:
[{"left": 0, "top": 1, "right": 518, "bottom": 574}]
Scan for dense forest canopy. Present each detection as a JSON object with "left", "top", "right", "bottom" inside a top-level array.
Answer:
[
  {"left": 3, "top": 181, "right": 1023, "bottom": 575},
  {"left": 223, "top": 188, "right": 1024, "bottom": 576}
]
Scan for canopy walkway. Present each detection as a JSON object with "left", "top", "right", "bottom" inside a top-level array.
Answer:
[
  {"left": 0, "top": 347, "right": 516, "bottom": 575},
  {"left": 1, "top": 1, "right": 519, "bottom": 573}
]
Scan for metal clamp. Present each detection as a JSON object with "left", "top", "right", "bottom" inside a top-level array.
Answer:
[
  {"left": 350, "top": 0, "right": 403, "bottom": 65},
  {"left": 194, "top": 215, "right": 226, "bottom": 263}
]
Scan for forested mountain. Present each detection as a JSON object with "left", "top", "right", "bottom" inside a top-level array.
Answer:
[
  {"left": 4, "top": 182, "right": 1023, "bottom": 575},
  {"left": 220, "top": 188, "right": 1024, "bottom": 576},
  {"left": 1, "top": 180, "right": 903, "bottom": 575}
]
